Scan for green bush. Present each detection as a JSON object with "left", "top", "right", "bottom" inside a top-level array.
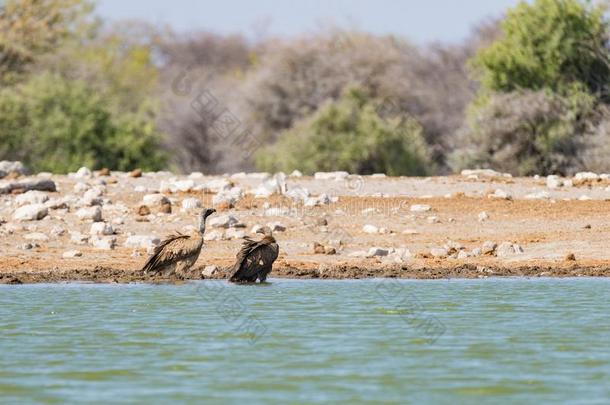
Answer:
[
  {"left": 0, "top": 72, "right": 167, "bottom": 172},
  {"left": 473, "top": 0, "right": 610, "bottom": 96},
  {"left": 255, "top": 88, "right": 432, "bottom": 176}
]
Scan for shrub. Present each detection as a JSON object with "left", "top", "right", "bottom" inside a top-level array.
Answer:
[
  {"left": 255, "top": 88, "right": 432, "bottom": 176},
  {"left": 0, "top": 73, "right": 167, "bottom": 172}
]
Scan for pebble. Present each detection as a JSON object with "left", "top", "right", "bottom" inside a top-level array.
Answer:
[
  {"left": 481, "top": 241, "right": 497, "bottom": 255},
  {"left": 70, "top": 232, "right": 89, "bottom": 245},
  {"left": 76, "top": 206, "right": 102, "bottom": 222},
  {"left": 50, "top": 225, "right": 65, "bottom": 237},
  {"left": 209, "top": 214, "right": 242, "bottom": 229},
  {"left": 62, "top": 250, "right": 82, "bottom": 258},
  {"left": 24, "top": 232, "right": 49, "bottom": 242},
  {"left": 143, "top": 194, "right": 170, "bottom": 206},
  {"left": 13, "top": 204, "right": 48, "bottom": 221},
  {"left": 488, "top": 189, "right": 512, "bottom": 200},
  {"left": 362, "top": 224, "right": 379, "bottom": 234},
  {"left": 314, "top": 171, "right": 349, "bottom": 181},
  {"left": 182, "top": 198, "right": 202, "bottom": 210},
  {"left": 478, "top": 211, "right": 489, "bottom": 222},
  {"left": 124, "top": 235, "right": 161, "bottom": 249},
  {"left": 410, "top": 204, "right": 431, "bottom": 213},
  {"left": 74, "top": 167, "right": 92, "bottom": 178},
  {"left": 204, "top": 229, "right": 225, "bottom": 241},
  {"left": 289, "top": 170, "right": 303, "bottom": 177},
  {"left": 225, "top": 228, "right": 246, "bottom": 239},
  {"left": 90, "top": 221, "right": 114, "bottom": 236},
  {"left": 266, "top": 222, "right": 286, "bottom": 232},
  {"left": 546, "top": 175, "right": 563, "bottom": 189},
  {"left": 525, "top": 191, "right": 550, "bottom": 200},
  {"left": 202, "top": 265, "right": 218, "bottom": 277},
  {"left": 15, "top": 190, "right": 49, "bottom": 206},
  {"left": 366, "top": 247, "right": 389, "bottom": 257},
  {"left": 430, "top": 247, "right": 448, "bottom": 258},
  {"left": 91, "top": 236, "right": 116, "bottom": 250}
]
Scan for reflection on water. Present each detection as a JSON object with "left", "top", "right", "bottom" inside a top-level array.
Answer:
[{"left": 0, "top": 278, "right": 609, "bottom": 403}]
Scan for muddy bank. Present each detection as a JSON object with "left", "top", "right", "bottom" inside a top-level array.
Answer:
[{"left": 2, "top": 261, "right": 610, "bottom": 284}]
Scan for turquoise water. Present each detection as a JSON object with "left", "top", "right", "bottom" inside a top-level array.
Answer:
[{"left": 1, "top": 278, "right": 609, "bottom": 404}]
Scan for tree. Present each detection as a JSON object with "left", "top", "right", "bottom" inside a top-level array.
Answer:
[
  {"left": 255, "top": 88, "right": 432, "bottom": 176},
  {"left": 0, "top": 72, "right": 167, "bottom": 172},
  {"left": 473, "top": 0, "right": 610, "bottom": 97}
]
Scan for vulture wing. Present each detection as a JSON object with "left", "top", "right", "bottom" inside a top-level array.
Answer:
[
  {"left": 142, "top": 233, "right": 203, "bottom": 274},
  {"left": 229, "top": 237, "right": 279, "bottom": 282}
]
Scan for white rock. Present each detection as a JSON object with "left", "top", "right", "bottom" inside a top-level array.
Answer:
[
  {"left": 525, "top": 191, "right": 550, "bottom": 200},
  {"left": 478, "top": 211, "right": 489, "bottom": 222},
  {"left": 371, "top": 173, "right": 386, "bottom": 178},
  {"left": 204, "top": 229, "right": 225, "bottom": 241},
  {"left": 362, "top": 224, "right": 379, "bottom": 234},
  {"left": 427, "top": 216, "right": 440, "bottom": 224},
  {"left": 546, "top": 175, "right": 563, "bottom": 189},
  {"left": 264, "top": 207, "right": 291, "bottom": 216},
  {"left": 45, "top": 197, "right": 70, "bottom": 210},
  {"left": 496, "top": 242, "right": 523, "bottom": 257},
  {"left": 76, "top": 206, "right": 102, "bottom": 222},
  {"left": 471, "top": 247, "right": 482, "bottom": 257},
  {"left": 199, "top": 179, "right": 232, "bottom": 193},
  {"left": 461, "top": 169, "right": 511, "bottom": 178},
  {"left": 13, "top": 204, "right": 48, "bottom": 221},
  {"left": 225, "top": 228, "right": 246, "bottom": 239},
  {"left": 202, "top": 265, "right": 218, "bottom": 277},
  {"left": 348, "top": 250, "right": 368, "bottom": 258},
  {"left": 209, "top": 214, "right": 241, "bottom": 229},
  {"left": 75, "top": 167, "right": 92, "bottom": 178},
  {"left": 285, "top": 186, "right": 309, "bottom": 202},
  {"left": 213, "top": 187, "right": 243, "bottom": 206},
  {"left": 430, "top": 247, "right": 449, "bottom": 258},
  {"left": 488, "top": 189, "right": 511, "bottom": 200},
  {"left": 15, "top": 191, "right": 48, "bottom": 206},
  {"left": 402, "top": 229, "right": 419, "bottom": 235},
  {"left": 314, "top": 171, "right": 349, "bottom": 181},
  {"left": 574, "top": 172, "right": 599, "bottom": 181},
  {"left": 266, "top": 222, "right": 286, "bottom": 232},
  {"left": 482, "top": 241, "right": 497, "bottom": 255},
  {"left": 410, "top": 204, "right": 431, "bottom": 213},
  {"left": 289, "top": 170, "right": 303, "bottom": 177},
  {"left": 174, "top": 179, "right": 195, "bottom": 192},
  {"left": 70, "top": 232, "right": 89, "bottom": 245},
  {"left": 188, "top": 172, "right": 204, "bottom": 179},
  {"left": 0, "top": 161, "right": 27, "bottom": 177},
  {"left": 74, "top": 182, "right": 90, "bottom": 193},
  {"left": 90, "top": 221, "right": 114, "bottom": 236},
  {"left": 91, "top": 236, "right": 116, "bottom": 250},
  {"left": 181, "top": 198, "right": 202, "bottom": 210},
  {"left": 62, "top": 250, "right": 82, "bottom": 258},
  {"left": 50, "top": 225, "right": 65, "bottom": 237},
  {"left": 143, "top": 194, "right": 170, "bottom": 206},
  {"left": 124, "top": 234, "right": 161, "bottom": 249},
  {"left": 112, "top": 217, "right": 125, "bottom": 225},
  {"left": 457, "top": 250, "right": 470, "bottom": 259},
  {"left": 24, "top": 232, "right": 49, "bottom": 242},
  {"left": 366, "top": 247, "right": 389, "bottom": 257},
  {"left": 578, "top": 195, "right": 592, "bottom": 201}
]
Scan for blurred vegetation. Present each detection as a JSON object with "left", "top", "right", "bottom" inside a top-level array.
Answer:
[
  {"left": 255, "top": 88, "right": 432, "bottom": 176},
  {"left": 1, "top": 0, "right": 610, "bottom": 176}
]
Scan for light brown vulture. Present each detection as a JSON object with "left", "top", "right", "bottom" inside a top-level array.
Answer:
[
  {"left": 142, "top": 208, "right": 215, "bottom": 277},
  {"left": 229, "top": 226, "right": 279, "bottom": 283}
]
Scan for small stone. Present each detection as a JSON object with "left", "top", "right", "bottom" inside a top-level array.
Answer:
[
  {"left": 98, "top": 168, "right": 111, "bottom": 176},
  {"left": 143, "top": 194, "right": 170, "bottom": 206},
  {"left": 496, "top": 242, "right": 517, "bottom": 257},
  {"left": 313, "top": 242, "right": 326, "bottom": 254},
  {"left": 410, "top": 204, "right": 431, "bottom": 213},
  {"left": 15, "top": 190, "right": 49, "bottom": 206},
  {"left": 267, "top": 222, "right": 286, "bottom": 232},
  {"left": 478, "top": 211, "right": 489, "bottom": 222},
  {"left": 13, "top": 204, "right": 48, "bottom": 221},
  {"left": 124, "top": 235, "right": 161, "bottom": 249},
  {"left": 202, "top": 265, "right": 218, "bottom": 277},
  {"left": 76, "top": 206, "right": 102, "bottom": 222},
  {"left": 366, "top": 247, "right": 389, "bottom": 257},
  {"left": 481, "top": 241, "right": 497, "bottom": 255},
  {"left": 583, "top": 224, "right": 592, "bottom": 229},
  {"left": 362, "top": 224, "right": 379, "bottom": 234},
  {"left": 471, "top": 248, "right": 482, "bottom": 257},
  {"left": 488, "top": 189, "right": 512, "bottom": 200},
  {"left": 402, "top": 229, "right": 419, "bottom": 235},
  {"left": 75, "top": 167, "right": 92, "bottom": 178},
  {"left": 74, "top": 182, "right": 89, "bottom": 193},
  {"left": 159, "top": 202, "right": 172, "bottom": 214},
  {"left": 225, "top": 228, "right": 246, "bottom": 239},
  {"left": 209, "top": 214, "right": 242, "bottom": 229},
  {"left": 204, "top": 229, "right": 225, "bottom": 241},
  {"left": 457, "top": 250, "right": 470, "bottom": 260},
  {"left": 182, "top": 198, "right": 202, "bottom": 210},
  {"left": 91, "top": 236, "right": 116, "bottom": 250},
  {"left": 90, "top": 222, "right": 114, "bottom": 236},
  {"left": 427, "top": 216, "right": 440, "bottom": 224},
  {"left": 430, "top": 247, "right": 448, "bottom": 258},
  {"left": 50, "top": 225, "right": 65, "bottom": 237},
  {"left": 20, "top": 242, "right": 34, "bottom": 250},
  {"left": 525, "top": 191, "right": 550, "bottom": 200},
  {"left": 62, "top": 250, "right": 82, "bottom": 258},
  {"left": 137, "top": 205, "right": 151, "bottom": 216},
  {"left": 24, "top": 232, "right": 49, "bottom": 242},
  {"left": 289, "top": 170, "right": 303, "bottom": 177},
  {"left": 565, "top": 253, "right": 576, "bottom": 261},
  {"left": 129, "top": 168, "right": 142, "bottom": 178},
  {"left": 546, "top": 175, "right": 563, "bottom": 189},
  {"left": 70, "top": 232, "right": 89, "bottom": 245},
  {"left": 324, "top": 246, "right": 337, "bottom": 255}
]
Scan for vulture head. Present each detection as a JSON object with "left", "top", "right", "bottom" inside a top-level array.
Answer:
[
  {"left": 198, "top": 208, "right": 216, "bottom": 234},
  {"left": 256, "top": 226, "right": 273, "bottom": 237}
]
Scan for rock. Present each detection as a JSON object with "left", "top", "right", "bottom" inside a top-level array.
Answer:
[
  {"left": 578, "top": 195, "right": 592, "bottom": 201},
  {"left": 74, "top": 182, "right": 89, "bottom": 193},
  {"left": 348, "top": 251, "right": 368, "bottom": 258},
  {"left": 471, "top": 247, "right": 482, "bottom": 257},
  {"left": 478, "top": 211, "right": 489, "bottom": 222},
  {"left": 159, "top": 203, "right": 172, "bottom": 214},
  {"left": 143, "top": 194, "right": 170, "bottom": 206},
  {"left": 289, "top": 170, "right": 303, "bottom": 177},
  {"left": 45, "top": 197, "right": 70, "bottom": 210},
  {"left": 371, "top": 173, "right": 386, "bottom": 178},
  {"left": 481, "top": 241, "right": 497, "bottom": 255},
  {"left": 15, "top": 190, "right": 49, "bottom": 206},
  {"left": 90, "top": 222, "right": 114, "bottom": 236},
  {"left": 124, "top": 234, "right": 161, "bottom": 249},
  {"left": 62, "top": 250, "right": 82, "bottom": 258},
  {"left": 91, "top": 236, "right": 116, "bottom": 250},
  {"left": 174, "top": 179, "right": 195, "bottom": 192},
  {"left": 362, "top": 224, "right": 379, "bottom": 234},
  {"left": 129, "top": 168, "right": 142, "bottom": 178},
  {"left": 202, "top": 265, "right": 218, "bottom": 277},
  {"left": 20, "top": 243, "right": 34, "bottom": 250},
  {"left": 213, "top": 187, "right": 243, "bottom": 206},
  {"left": 0, "top": 179, "right": 56, "bottom": 194},
  {"left": 461, "top": 169, "right": 511, "bottom": 178},
  {"left": 13, "top": 204, "right": 48, "bottom": 221},
  {"left": 385, "top": 247, "right": 412, "bottom": 263},
  {"left": 209, "top": 214, "right": 242, "bottom": 229},
  {"left": 565, "top": 253, "right": 576, "bottom": 261},
  {"left": 70, "top": 232, "right": 89, "bottom": 245},
  {"left": 204, "top": 229, "right": 225, "bottom": 241},
  {"left": 253, "top": 174, "right": 286, "bottom": 197},
  {"left": 496, "top": 242, "right": 523, "bottom": 257},
  {"left": 76, "top": 206, "right": 102, "bottom": 222},
  {"left": 366, "top": 247, "right": 389, "bottom": 257},
  {"left": 546, "top": 175, "right": 563, "bottom": 189},
  {"left": 285, "top": 186, "right": 310, "bottom": 202},
  {"left": 324, "top": 246, "right": 337, "bottom": 255},
  {"left": 188, "top": 172, "right": 204, "bottom": 179},
  {"left": 410, "top": 204, "right": 431, "bottom": 213},
  {"left": 314, "top": 171, "right": 349, "bottom": 181},
  {"left": 457, "top": 250, "right": 470, "bottom": 260},
  {"left": 430, "top": 247, "right": 449, "bottom": 258},
  {"left": 182, "top": 198, "right": 202, "bottom": 210},
  {"left": 313, "top": 242, "right": 326, "bottom": 254},
  {"left": 574, "top": 172, "right": 599, "bottom": 181},
  {"left": 402, "top": 229, "right": 419, "bottom": 235},
  {"left": 427, "top": 216, "right": 440, "bottom": 224},
  {"left": 488, "top": 189, "right": 512, "bottom": 200},
  {"left": 24, "top": 232, "right": 49, "bottom": 242},
  {"left": 50, "top": 225, "right": 65, "bottom": 237},
  {"left": 266, "top": 222, "right": 286, "bottom": 232},
  {"left": 525, "top": 191, "right": 550, "bottom": 200},
  {"left": 75, "top": 167, "right": 92, "bottom": 178},
  {"left": 0, "top": 161, "right": 27, "bottom": 178},
  {"left": 98, "top": 168, "right": 111, "bottom": 176},
  {"left": 264, "top": 207, "right": 290, "bottom": 216},
  {"left": 200, "top": 179, "right": 232, "bottom": 193},
  {"left": 137, "top": 205, "right": 151, "bottom": 216}
]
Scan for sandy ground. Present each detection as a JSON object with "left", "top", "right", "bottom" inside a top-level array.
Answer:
[{"left": 2, "top": 169, "right": 610, "bottom": 283}]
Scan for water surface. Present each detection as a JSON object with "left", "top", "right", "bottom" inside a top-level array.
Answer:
[{"left": 1, "top": 278, "right": 609, "bottom": 404}]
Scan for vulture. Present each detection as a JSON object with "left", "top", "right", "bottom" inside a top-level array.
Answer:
[
  {"left": 142, "top": 208, "right": 216, "bottom": 277},
  {"left": 229, "top": 226, "right": 279, "bottom": 283}
]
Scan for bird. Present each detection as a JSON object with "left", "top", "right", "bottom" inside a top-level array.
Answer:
[
  {"left": 229, "top": 226, "right": 279, "bottom": 283},
  {"left": 142, "top": 208, "right": 216, "bottom": 277}
]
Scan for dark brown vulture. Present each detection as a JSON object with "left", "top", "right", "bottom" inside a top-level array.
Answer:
[
  {"left": 229, "top": 226, "right": 279, "bottom": 283},
  {"left": 142, "top": 208, "right": 216, "bottom": 277}
]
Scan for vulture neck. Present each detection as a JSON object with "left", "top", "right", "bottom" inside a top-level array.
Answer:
[{"left": 198, "top": 215, "right": 208, "bottom": 235}]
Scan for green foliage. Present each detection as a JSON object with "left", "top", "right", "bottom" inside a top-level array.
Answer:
[
  {"left": 452, "top": 85, "right": 597, "bottom": 176},
  {"left": 473, "top": 0, "right": 610, "bottom": 96},
  {"left": 255, "top": 88, "right": 432, "bottom": 176},
  {"left": 0, "top": 73, "right": 167, "bottom": 172}
]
